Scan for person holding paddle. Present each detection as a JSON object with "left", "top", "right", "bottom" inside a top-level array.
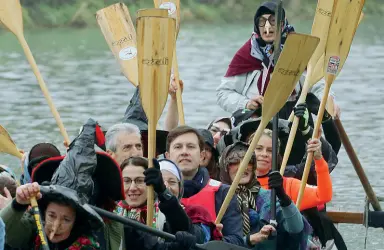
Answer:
[
  {"left": 216, "top": 1, "right": 341, "bottom": 120},
  {"left": 165, "top": 126, "right": 244, "bottom": 246},
  {"left": 219, "top": 142, "right": 311, "bottom": 249},
  {"left": 0, "top": 183, "right": 104, "bottom": 249}
]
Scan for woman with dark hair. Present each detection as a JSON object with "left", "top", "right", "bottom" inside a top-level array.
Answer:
[
  {"left": 0, "top": 183, "right": 103, "bottom": 249},
  {"left": 106, "top": 156, "right": 208, "bottom": 250}
]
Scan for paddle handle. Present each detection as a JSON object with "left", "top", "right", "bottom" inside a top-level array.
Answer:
[
  {"left": 280, "top": 75, "right": 312, "bottom": 174},
  {"left": 17, "top": 34, "right": 70, "bottom": 146},
  {"left": 296, "top": 77, "right": 332, "bottom": 209},
  {"left": 216, "top": 122, "right": 266, "bottom": 224},
  {"left": 334, "top": 119, "right": 382, "bottom": 211},
  {"left": 146, "top": 120, "right": 157, "bottom": 226},
  {"left": 280, "top": 116, "right": 299, "bottom": 175},
  {"left": 30, "top": 197, "right": 50, "bottom": 250},
  {"left": 172, "top": 48, "right": 185, "bottom": 125}
]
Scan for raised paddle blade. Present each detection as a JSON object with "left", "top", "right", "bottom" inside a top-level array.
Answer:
[
  {"left": 96, "top": 3, "right": 138, "bottom": 87},
  {"left": 262, "top": 34, "right": 320, "bottom": 121},
  {"left": 324, "top": 0, "right": 364, "bottom": 78},
  {"left": 137, "top": 8, "right": 168, "bottom": 18},
  {"left": 215, "top": 33, "right": 320, "bottom": 224},
  {"left": 296, "top": 0, "right": 365, "bottom": 210},
  {"left": 0, "top": 125, "right": 23, "bottom": 159},
  {"left": 154, "top": 0, "right": 180, "bottom": 35},
  {"left": 306, "top": 0, "right": 336, "bottom": 86},
  {"left": 0, "top": 0, "right": 23, "bottom": 35},
  {"left": 137, "top": 13, "right": 175, "bottom": 123},
  {"left": 136, "top": 10, "right": 176, "bottom": 226}
]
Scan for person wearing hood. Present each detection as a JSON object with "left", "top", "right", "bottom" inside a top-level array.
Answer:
[
  {"left": 198, "top": 129, "right": 220, "bottom": 180},
  {"left": 219, "top": 142, "right": 311, "bottom": 250},
  {"left": 19, "top": 142, "right": 61, "bottom": 185},
  {"left": 0, "top": 183, "right": 104, "bottom": 249},
  {"left": 207, "top": 117, "right": 232, "bottom": 147},
  {"left": 216, "top": 1, "right": 341, "bottom": 120}
]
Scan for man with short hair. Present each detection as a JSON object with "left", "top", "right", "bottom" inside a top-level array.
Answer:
[
  {"left": 165, "top": 125, "right": 243, "bottom": 246},
  {"left": 105, "top": 123, "right": 143, "bottom": 166}
]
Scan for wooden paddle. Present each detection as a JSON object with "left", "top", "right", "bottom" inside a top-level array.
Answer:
[
  {"left": 136, "top": 9, "right": 176, "bottom": 226},
  {"left": 91, "top": 205, "right": 250, "bottom": 250},
  {"left": 0, "top": 0, "right": 70, "bottom": 146},
  {"left": 0, "top": 125, "right": 50, "bottom": 247},
  {"left": 295, "top": 0, "right": 365, "bottom": 209},
  {"left": 215, "top": 33, "right": 319, "bottom": 223},
  {"left": 154, "top": 0, "right": 185, "bottom": 125},
  {"left": 326, "top": 98, "right": 382, "bottom": 212},
  {"left": 279, "top": 0, "right": 336, "bottom": 175},
  {"left": 0, "top": 125, "right": 23, "bottom": 159},
  {"left": 31, "top": 197, "right": 50, "bottom": 250},
  {"left": 96, "top": 3, "right": 139, "bottom": 87}
]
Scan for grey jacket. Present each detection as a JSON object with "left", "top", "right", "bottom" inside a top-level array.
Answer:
[{"left": 216, "top": 38, "right": 334, "bottom": 114}]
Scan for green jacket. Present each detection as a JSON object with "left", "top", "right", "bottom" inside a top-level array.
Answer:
[{"left": 0, "top": 201, "right": 35, "bottom": 249}]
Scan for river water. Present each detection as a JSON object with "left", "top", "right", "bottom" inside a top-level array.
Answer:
[{"left": 0, "top": 19, "right": 383, "bottom": 249}]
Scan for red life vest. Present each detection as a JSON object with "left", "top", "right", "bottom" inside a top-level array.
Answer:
[{"left": 181, "top": 179, "right": 221, "bottom": 221}]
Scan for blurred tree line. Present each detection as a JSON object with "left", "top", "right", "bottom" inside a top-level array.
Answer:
[{"left": 17, "top": 0, "right": 384, "bottom": 28}]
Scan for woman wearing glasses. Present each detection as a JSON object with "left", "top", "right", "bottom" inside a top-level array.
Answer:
[
  {"left": 216, "top": 1, "right": 340, "bottom": 120},
  {"left": 111, "top": 156, "right": 219, "bottom": 249}
]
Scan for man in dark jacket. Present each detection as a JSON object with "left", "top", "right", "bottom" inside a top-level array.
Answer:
[{"left": 165, "top": 126, "right": 244, "bottom": 246}]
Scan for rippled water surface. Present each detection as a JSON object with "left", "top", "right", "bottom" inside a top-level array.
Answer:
[{"left": 0, "top": 19, "right": 383, "bottom": 249}]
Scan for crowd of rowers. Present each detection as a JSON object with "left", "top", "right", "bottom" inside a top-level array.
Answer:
[{"left": 0, "top": 1, "right": 346, "bottom": 250}]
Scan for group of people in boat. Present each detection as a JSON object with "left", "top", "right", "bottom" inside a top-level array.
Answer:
[{"left": 0, "top": 1, "right": 346, "bottom": 249}]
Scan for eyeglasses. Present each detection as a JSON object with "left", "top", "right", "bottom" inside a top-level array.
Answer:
[
  {"left": 124, "top": 177, "right": 145, "bottom": 187},
  {"left": 258, "top": 15, "right": 276, "bottom": 27}
]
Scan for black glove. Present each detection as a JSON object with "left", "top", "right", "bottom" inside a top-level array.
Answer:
[
  {"left": 144, "top": 158, "right": 166, "bottom": 194},
  {"left": 173, "top": 231, "right": 197, "bottom": 250},
  {"left": 294, "top": 103, "right": 310, "bottom": 134},
  {"left": 268, "top": 171, "right": 292, "bottom": 207}
]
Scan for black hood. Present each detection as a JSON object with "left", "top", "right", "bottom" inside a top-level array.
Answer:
[{"left": 254, "top": 1, "right": 286, "bottom": 34}]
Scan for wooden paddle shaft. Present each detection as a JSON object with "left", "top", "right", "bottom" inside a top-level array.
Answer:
[
  {"left": 334, "top": 119, "right": 382, "bottom": 211},
  {"left": 296, "top": 76, "right": 333, "bottom": 209},
  {"left": 327, "top": 211, "right": 363, "bottom": 224},
  {"left": 215, "top": 122, "right": 266, "bottom": 223},
  {"left": 17, "top": 35, "right": 70, "bottom": 145},
  {"left": 280, "top": 70, "right": 313, "bottom": 175},
  {"left": 172, "top": 48, "right": 185, "bottom": 125},
  {"left": 146, "top": 120, "right": 157, "bottom": 226},
  {"left": 31, "top": 197, "right": 50, "bottom": 250}
]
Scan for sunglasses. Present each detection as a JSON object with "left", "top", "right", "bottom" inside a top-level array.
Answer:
[
  {"left": 209, "top": 126, "right": 230, "bottom": 137},
  {"left": 258, "top": 15, "right": 276, "bottom": 27}
]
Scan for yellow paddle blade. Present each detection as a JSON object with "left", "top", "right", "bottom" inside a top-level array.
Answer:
[
  {"left": 137, "top": 11, "right": 175, "bottom": 124},
  {"left": 307, "top": 0, "right": 336, "bottom": 87},
  {"left": 154, "top": 0, "right": 181, "bottom": 35},
  {"left": 0, "top": 126, "right": 23, "bottom": 159},
  {"left": 262, "top": 33, "right": 320, "bottom": 122},
  {"left": 324, "top": 0, "right": 364, "bottom": 77},
  {"left": 96, "top": 3, "right": 138, "bottom": 87},
  {"left": 0, "top": 0, "right": 23, "bottom": 35}
]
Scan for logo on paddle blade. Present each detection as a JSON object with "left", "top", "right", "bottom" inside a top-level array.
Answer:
[
  {"left": 159, "top": 2, "right": 177, "bottom": 15},
  {"left": 112, "top": 35, "right": 134, "bottom": 46},
  {"left": 119, "top": 47, "right": 137, "bottom": 60},
  {"left": 142, "top": 58, "right": 169, "bottom": 66},
  {"left": 327, "top": 56, "right": 340, "bottom": 75},
  {"left": 317, "top": 8, "right": 332, "bottom": 17},
  {"left": 277, "top": 68, "right": 300, "bottom": 76}
]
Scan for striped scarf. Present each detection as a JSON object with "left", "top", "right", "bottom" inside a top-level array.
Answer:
[{"left": 236, "top": 185, "right": 260, "bottom": 235}]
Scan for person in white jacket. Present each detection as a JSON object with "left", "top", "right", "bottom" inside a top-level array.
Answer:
[{"left": 216, "top": 1, "right": 340, "bottom": 120}]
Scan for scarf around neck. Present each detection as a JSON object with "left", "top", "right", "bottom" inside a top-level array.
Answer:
[
  {"left": 34, "top": 234, "right": 99, "bottom": 250},
  {"left": 236, "top": 184, "right": 261, "bottom": 236},
  {"left": 183, "top": 167, "right": 210, "bottom": 198}
]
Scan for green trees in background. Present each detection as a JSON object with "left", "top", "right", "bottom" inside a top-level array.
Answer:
[{"left": 15, "top": 0, "right": 384, "bottom": 28}]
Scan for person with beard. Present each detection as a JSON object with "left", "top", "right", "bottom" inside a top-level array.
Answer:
[{"left": 216, "top": 1, "right": 341, "bottom": 120}]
